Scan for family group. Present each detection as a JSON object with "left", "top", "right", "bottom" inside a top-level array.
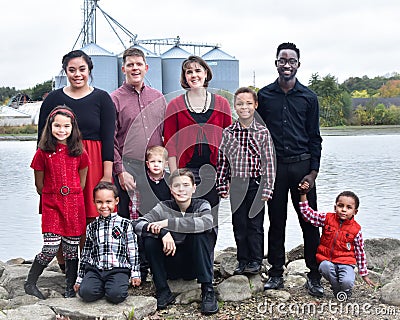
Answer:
[{"left": 23, "top": 42, "right": 374, "bottom": 315}]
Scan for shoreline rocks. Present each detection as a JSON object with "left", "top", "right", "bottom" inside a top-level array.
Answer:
[{"left": 1, "top": 238, "right": 400, "bottom": 319}]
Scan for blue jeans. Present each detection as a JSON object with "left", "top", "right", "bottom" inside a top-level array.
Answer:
[{"left": 319, "top": 260, "right": 355, "bottom": 293}]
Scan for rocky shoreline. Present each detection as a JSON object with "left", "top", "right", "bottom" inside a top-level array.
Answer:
[{"left": 1, "top": 238, "right": 400, "bottom": 319}]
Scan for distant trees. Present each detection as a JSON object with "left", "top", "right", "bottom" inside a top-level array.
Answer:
[
  {"left": 0, "top": 80, "right": 52, "bottom": 105},
  {"left": 0, "top": 87, "right": 18, "bottom": 105},
  {"left": 308, "top": 73, "right": 352, "bottom": 126},
  {"left": 307, "top": 73, "right": 400, "bottom": 126},
  {"left": 378, "top": 80, "right": 400, "bottom": 98}
]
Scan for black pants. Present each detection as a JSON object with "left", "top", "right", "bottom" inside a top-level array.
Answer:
[
  {"left": 230, "top": 177, "right": 265, "bottom": 264},
  {"left": 267, "top": 159, "right": 321, "bottom": 279},
  {"left": 143, "top": 232, "right": 214, "bottom": 294},
  {"left": 115, "top": 158, "right": 147, "bottom": 219},
  {"left": 78, "top": 266, "right": 130, "bottom": 304}
]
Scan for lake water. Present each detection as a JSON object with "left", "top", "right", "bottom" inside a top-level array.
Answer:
[{"left": 1, "top": 130, "right": 400, "bottom": 261}]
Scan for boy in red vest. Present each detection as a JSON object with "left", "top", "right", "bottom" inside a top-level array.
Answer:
[{"left": 298, "top": 184, "right": 375, "bottom": 300}]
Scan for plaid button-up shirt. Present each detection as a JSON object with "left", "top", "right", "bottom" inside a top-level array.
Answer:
[
  {"left": 216, "top": 119, "right": 276, "bottom": 199},
  {"left": 77, "top": 212, "right": 140, "bottom": 283}
]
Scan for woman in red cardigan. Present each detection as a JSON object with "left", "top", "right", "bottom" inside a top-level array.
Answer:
[{"left": 164, "top": 55, "right": 232, "bottom": 234}]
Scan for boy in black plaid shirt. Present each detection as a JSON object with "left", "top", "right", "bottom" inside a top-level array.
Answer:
[
  {"left": 216, "top": 87, "right": 276, "bottom": 275},
  {"left": 74, "top": 182, "right": 141, "bottom": 304}
]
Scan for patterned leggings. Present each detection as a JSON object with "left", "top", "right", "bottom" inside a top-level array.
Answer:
[{"left": 36, "top": 233, "right": 80, "bottom": 265}]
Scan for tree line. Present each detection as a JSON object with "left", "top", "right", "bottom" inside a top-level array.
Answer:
[{"left": 2, "top": 73, "right": 400, "bottom": 127}]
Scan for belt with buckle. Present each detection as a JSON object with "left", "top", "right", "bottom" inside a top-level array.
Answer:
[
  {"left": 60, "top": 186, "right": 70, "bottom": 195},
  {"left": 278, "top": 153, "right": 311, "bottom": 164}
]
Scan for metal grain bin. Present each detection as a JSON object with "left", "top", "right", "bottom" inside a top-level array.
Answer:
[
  {"left": 80, "top": 43, "right": 118, "bottom": 93},
  {"left": 202, "top": 48, "right": 239, "bottom": 94},
  {"left": 161, "top": 46, "right": 191, "bottom": 95},
  {"left": 117, "top": 44, "right": 162, "bottom": 92}
]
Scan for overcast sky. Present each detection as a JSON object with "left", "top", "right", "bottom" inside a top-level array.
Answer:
[{"left": 1, "top": 0, "right": 399, "bottom": 90}]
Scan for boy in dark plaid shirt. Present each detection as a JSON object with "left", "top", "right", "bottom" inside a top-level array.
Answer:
[
  {"left": 216, "top": 87, "right": 276, "bottom": 275},
  {"left": 74, "top": 182, "right": 141, "bottom": 304}
]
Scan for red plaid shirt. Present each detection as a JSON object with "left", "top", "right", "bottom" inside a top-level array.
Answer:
[{"left": 216, "top": 119, "right": 276, "bottom": 199}]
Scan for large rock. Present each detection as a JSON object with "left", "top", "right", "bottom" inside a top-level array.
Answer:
[
  {"left": 248, "top": 274, "right": 264, "bottom": 294},
  {"left": 0, "top": 296, "right": 157, "bottom": 320},
  {"left": 286, "top": 244, "right": 304, "bottom": 263},
  {"left": 219, "top": 254, "right": 238, "bottom": 278},
  {"left": 0, "top": 304, "right": 55, "bottom": 320},
  {"left": 0, "top": 264, "right": 65, "bottom": 298},
  {"left": 380, "top": 254, "right": 400, "bottom": 285},
  {"left": 380, "top": 279, "right": 400, "bottom": 306},
  {"left": 175, "top": 288, "right": 202, "bottom": 304},
  {"left": 364, "top": 238, "right": 400, "bottom": 272},
  {"left": 217, "top": 275, "right": 251, "bottom": 301},
  {"left": 286, "top": 259, "right": 309, "bottom": 277},
  {"left": 167, "top": 279, "right": 199, "bottom": 294}
]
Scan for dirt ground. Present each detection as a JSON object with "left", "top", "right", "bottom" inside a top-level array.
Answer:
[{"left": 133, "top": 279, "right": 399, "bottom": 320}]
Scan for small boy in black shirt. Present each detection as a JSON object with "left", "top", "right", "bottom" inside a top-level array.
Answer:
[{"left": 136, "top": 145, "right": 171, "bottom": 281}]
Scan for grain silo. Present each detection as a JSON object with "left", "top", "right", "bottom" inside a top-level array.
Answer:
[
  {"left": 202, "top": 48, "right": 239, "bottom": 94},
  {"left": 117, "top": 44, "right": 162, "bottom": 92},
  {"left": 80, "top": 43, "right": 118, "bottom": 93},
  {"left": 161, "top": 46, "right": 191, "bottom": 95}
]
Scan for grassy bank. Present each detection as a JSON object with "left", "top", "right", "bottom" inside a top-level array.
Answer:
[
  {"left": 0, "top": 125, "right": 37, "bottom": 135},
  {"left": 321, "top": 124, "right": 400, "bottom": 135}
]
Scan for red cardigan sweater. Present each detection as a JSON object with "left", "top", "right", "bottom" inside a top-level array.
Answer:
[{"left": 164, "top": 93, "right": 232, "bottom": 168}]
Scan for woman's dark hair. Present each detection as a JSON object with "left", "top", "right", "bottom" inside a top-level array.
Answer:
[
  {"left": 93, "top": 181, "right": 119, "bottom": 200},
  {"left": 62, "top": 50, "right": 94, "bottom": 82},
  {"left": 38, "top": 105, "right": 83, "bottom": 157},
  {"left": 62, "top": 50, "right": 93, "bottom": 72},
  {"left": 180, "top": 55, "right": 213, "bottom": 89},
  {"left": 276, "top": 42, "right": 300, "bottom": 60}
]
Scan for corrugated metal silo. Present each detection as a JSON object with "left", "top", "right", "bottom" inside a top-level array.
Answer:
[
  {"left": 202, "top": 48, "right": 239, "bottom": 94},
  {"left": 80, "top": 43, "right": 118, "bottom": 93},
  {"left": 54, "top": 75, "right": 67, "bottom": 89},
  {"left": 161, "top": 46, "right": 191, "bottom": 95},
  {"left": 117, "top": 44, "right": 162, "bottom": 92}
]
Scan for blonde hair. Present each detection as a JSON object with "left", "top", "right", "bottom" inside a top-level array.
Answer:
[{"left": 145, "top": 145, "right": 168, "bottom": 161}]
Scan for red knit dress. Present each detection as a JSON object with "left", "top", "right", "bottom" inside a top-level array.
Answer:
[{"left": 31, "top": 144, "right": 90, "bottom": 236}]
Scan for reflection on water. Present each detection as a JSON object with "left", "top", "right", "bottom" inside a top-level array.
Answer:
[{"left": 1, "top": 133, "right": 400, "bottom": 261}]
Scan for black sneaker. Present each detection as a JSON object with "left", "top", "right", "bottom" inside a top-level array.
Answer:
[
  {"left": 201, "top": 285, "right": 219, "bottom": 315},
  {"left": 233, "top": 262, "right": 246, "bottom": 275},
  {"left": 156, "top": 289, "right": 175, "bottom": 310},
  {"left": 263, "top": 276, "right": 284, "bottom": 290},
  {"left": 244, "top": 261, "right": 261, "bottom": 275},
  {"left": 305, "top": 277, "right": 324, "bottom": 297}
]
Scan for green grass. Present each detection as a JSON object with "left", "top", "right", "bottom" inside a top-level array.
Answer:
[{"left": 0, "top": 125, "right": 37, "bottom": 135}]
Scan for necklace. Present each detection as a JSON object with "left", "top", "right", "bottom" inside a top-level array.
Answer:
[{"left": 185, "top": 91, "right": 208, "bottom": 113}]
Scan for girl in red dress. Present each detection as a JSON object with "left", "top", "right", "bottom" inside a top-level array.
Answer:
[
  {"left": 25, "top": 106, "right": 90, "bottom": 299},
  {"left": 37, "top": 50, "right": 115, "bottom": 270}
]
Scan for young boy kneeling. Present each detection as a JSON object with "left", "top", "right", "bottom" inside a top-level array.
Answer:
[
  {"left": 133, "top": 168, "right": 218, "bottom": 314},
  {"left": 74, "top": 182, "right": 141, "bottom": 304},
  {"left": 299, "top": 184, "right": 375, "bottom": 300}
]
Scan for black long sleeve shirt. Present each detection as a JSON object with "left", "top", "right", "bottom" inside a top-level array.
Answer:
[{"left": 257, "top": 79, "right": 322, "bottom": 171}]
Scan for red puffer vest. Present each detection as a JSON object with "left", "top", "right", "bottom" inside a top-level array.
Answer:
[{"left": 316, "top": 213, "right": 361, "bottom": 265}]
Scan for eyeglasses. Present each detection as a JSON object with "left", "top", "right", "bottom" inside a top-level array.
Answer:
[{"left": 275, "top": 58, "right": 298, "bottom": 67}]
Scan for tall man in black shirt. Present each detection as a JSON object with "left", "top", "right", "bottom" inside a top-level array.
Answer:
[{"left": 257, "top": 42, "right": 324, "bottom": 297}]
